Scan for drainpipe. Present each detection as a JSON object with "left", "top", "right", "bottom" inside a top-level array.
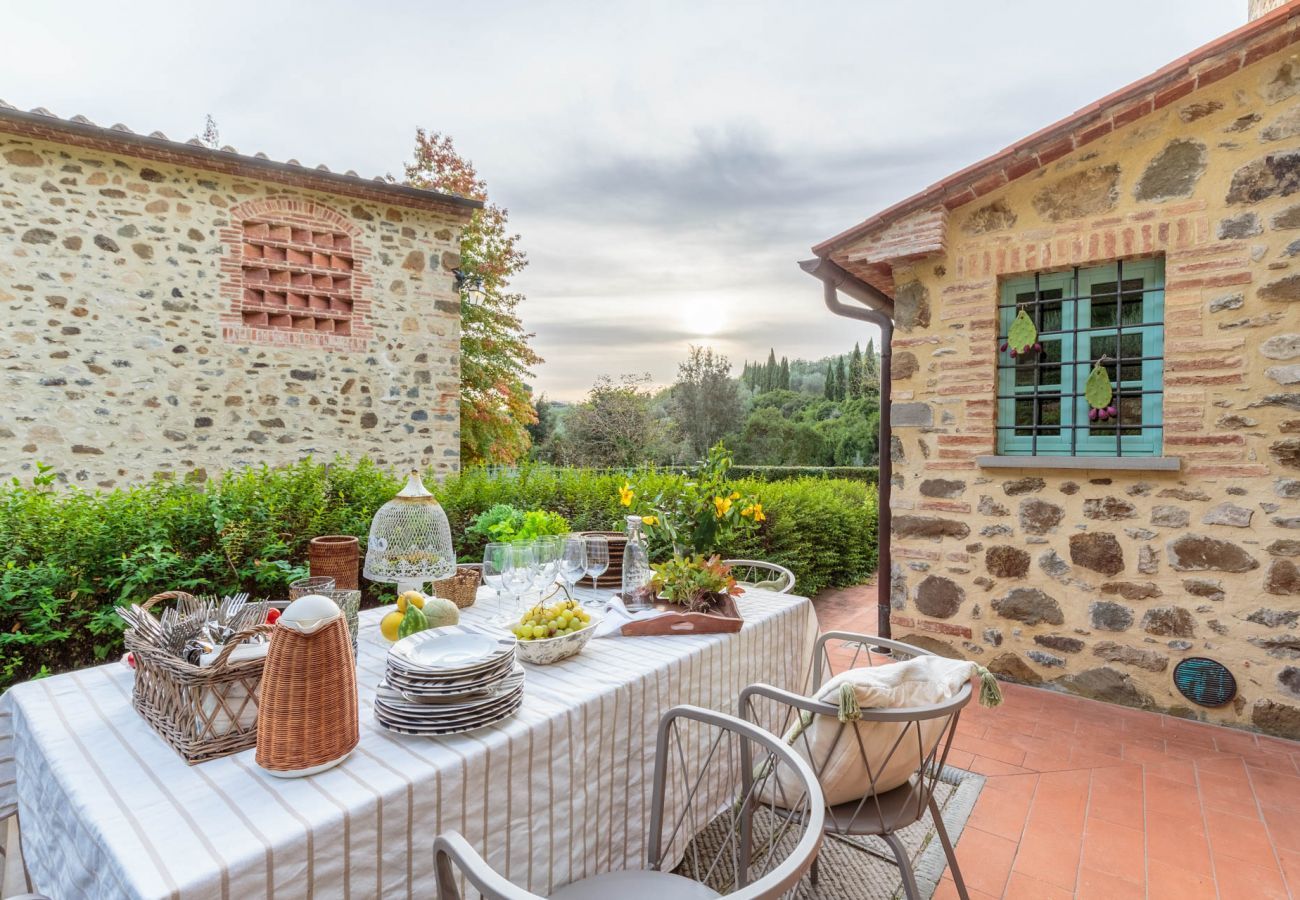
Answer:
[{"left": 799, "top": 257, "right": 895, "bottom": 640}]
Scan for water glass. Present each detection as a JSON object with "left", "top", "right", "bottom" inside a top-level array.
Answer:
[
  {"left": 533, "top": 536, "right": 562, "bottom": 596},
  {"left": 502, "top": 542, "right": 537, "bottom": 620},
  {"left": 321, "top": 589, "right": 361, "bottom": 661},
  {"left": 289, "top": 575, "right": 335, "bottom": 600},
  {"left": 582, "top": 536, "right": 609, "bottom": 609},
  {"left": 482, "top": 543, "right": 511, "bottom": 618},
  {"left": 559, "top": 536, "right": 587, "bottom": 598}
]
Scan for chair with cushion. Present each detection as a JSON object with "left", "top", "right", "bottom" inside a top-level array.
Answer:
[
  {"left": 433, "top": 704, "right": 825, "bottom": 900},
  {"left": 739, "top": 632, "right": 977, "bottom": 900},
  {"left": 722, "top": 560, "right": 795, "bottom": 594}
]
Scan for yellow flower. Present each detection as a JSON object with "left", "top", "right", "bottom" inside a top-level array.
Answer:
[
  {"left": 742, "top": 503, "right": 766, "bottom": 522},
  {"left": 619, "top": 483, "right": 634, "bottom": 506},
  {"left": 641, "top": 515, "right": 659, "bottom": 526},
  {"left": 713, "top": 495, "right": 732, "bottom": 518},
  {"left": 729, "top": 491, "right": 740, "bottom": 500}
]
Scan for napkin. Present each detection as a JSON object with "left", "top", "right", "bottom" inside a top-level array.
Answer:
[
  {"left": 196, "top": 642, "right": 268, "bottom": 736},
  {"left": 593, "top": 595, "right": 671, "bottom": 638}
]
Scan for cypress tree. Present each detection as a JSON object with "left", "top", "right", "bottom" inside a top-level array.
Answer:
[
  {"left": 764, "top": 348, "right": 777, "bottom": 392},
  {"left": 823, "top": 360, "right": 836, "bottom": 400},
  {"left": 835, "top": 357, "right": 848, "bottom": 401},
  {"left": 848, "top": 343, "right": 863, "bottom": 400},
  {"left": 779, "top": 356, "right": 790, "bottom": 390}
]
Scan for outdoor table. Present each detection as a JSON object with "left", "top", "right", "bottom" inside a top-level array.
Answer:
[{"left": 0, "top": 585, "right": 818, "bottom": 899}]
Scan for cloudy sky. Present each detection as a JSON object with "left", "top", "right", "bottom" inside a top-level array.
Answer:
[{"left": 2, "top": 0, "right": 1242, "bottom": 399}]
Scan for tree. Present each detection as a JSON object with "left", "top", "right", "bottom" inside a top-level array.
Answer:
[
  {"left": 848, "top": 343, "right": 863, "bottom": 400},
  {"left": 526, "top": 394, "right": 555, "bottom": 448},
  {"left": 762, "top": 348, "right": 777, "bottom": 393},
  {"left": 403, "top": 130, "right": 541, "bottom": 463},
  {"left": 823, "top": 360, "right": 838, "bottom": 400},
  {"left": 671, "top": 345, "right": 741, "bottom": 458},
  {"left": 834, "top": 357, "right": 848, "bottom": 401},
  {"left": 779, "top": 356, "right": 790, "bottom": 390},
  {"left": 562, "top": 375, "right": 666, "bottom": 467}
]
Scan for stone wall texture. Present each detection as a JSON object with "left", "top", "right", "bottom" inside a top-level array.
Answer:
[
  {"left": 842, "top": 47, "right": 1300, "bottom": 738},
  {"left": 0, "top": 134, "right": 467, "bottom": 487}
]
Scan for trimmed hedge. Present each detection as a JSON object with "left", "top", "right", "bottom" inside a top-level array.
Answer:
[
  {"left": 726, "top": 465, "right": 878, "bottom": 484},
  {"left": 0, "top": 458, "right": 877, "bottom": 689}
]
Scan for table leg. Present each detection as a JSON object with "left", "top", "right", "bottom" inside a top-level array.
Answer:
[{"left": 2, "top": 814, "right": 30, "bottom": 898}]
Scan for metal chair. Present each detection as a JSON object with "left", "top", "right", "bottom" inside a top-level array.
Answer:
[
  {"left": 722, "top": 560, "right": 795, "bottom": 594},
  {"left": 740, "top": 632, "right": 972, "bottom": 900},
  {"left": 433, "top": 705, "right": 825, "bottom": 900}
]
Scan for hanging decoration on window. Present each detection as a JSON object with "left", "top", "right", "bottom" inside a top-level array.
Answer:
[
  {"left": 1000, "top": 308, "right": 1042, "bottom": 358},
  {"left": 1086, "top": 359, "right": 1118, "bottom": 421}
]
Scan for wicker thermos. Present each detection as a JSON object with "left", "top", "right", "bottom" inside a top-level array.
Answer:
[{"left": 255, "top": 593, "right": 359, "bottom": 777}]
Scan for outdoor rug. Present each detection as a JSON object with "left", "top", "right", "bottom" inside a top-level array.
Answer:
[{"left": 677, "top": 765, "right": 985, "bottom": 899}]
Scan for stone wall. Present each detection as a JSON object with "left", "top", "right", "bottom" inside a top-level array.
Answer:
[
  {"left": 0, "top": 134, "right": 466, "bottom": 487},
  {"left": 853, "top": 47, "right": 1300, "bottom": 737}
]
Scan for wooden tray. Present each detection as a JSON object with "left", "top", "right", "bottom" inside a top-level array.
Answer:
[{"left": 620, "top": 593, "right": 744, "bottom": 636}]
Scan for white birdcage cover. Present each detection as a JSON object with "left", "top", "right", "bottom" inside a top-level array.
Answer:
[{"left": 362, "top": 472, "right": 455, "bottom": 584}]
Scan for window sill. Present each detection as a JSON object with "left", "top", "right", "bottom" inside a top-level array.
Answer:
[{"left": 977, "top": 455, "right": 1181, "bottom": 472}]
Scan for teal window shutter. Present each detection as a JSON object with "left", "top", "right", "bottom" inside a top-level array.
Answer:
[{"left": 996, "top": 259, "right": 1164, "bottom": 457}]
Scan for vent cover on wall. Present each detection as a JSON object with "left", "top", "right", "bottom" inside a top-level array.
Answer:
[{"left": 1172, "top": 657, "right": 1236, "bottom": 708}]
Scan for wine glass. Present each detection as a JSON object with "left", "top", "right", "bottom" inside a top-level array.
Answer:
[
  {"left": 482, "top": 543, "right": 510, "bottom": 619},
  {"left": 558, "top": 536, "right": 586, "bottom": 600},
  {"left": 533, "top": 536, "right": 562, "bottom": 597},
  {"left": 502, "top": 542, "right": 536, "bottom": 621},
  {"left": 582, "top": 536, "right": 609, "bottom": 609}
]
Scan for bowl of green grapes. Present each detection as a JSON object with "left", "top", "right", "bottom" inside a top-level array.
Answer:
[{"left": 510, "top": 596, "right": 600, "bottom": 665}]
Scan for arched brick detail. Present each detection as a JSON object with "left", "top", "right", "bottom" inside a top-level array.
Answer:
[{"left": 218, "top": 196, "right": 373, "bottom": 351}]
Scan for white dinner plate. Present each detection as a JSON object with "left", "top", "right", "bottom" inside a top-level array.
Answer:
[
  {"left": 378, "top": 670, "right": 526, "bottom": 708},
  {"left": 375, "top": 687, "right": 524, "bottom": 725},
  {"left": 384, "top": 660, "right": 518, "bottom": 697},
  {"left": 375, "top": 694, "right": 523, "bottom": 735},
  {"left": 389, "top": 629, "right": 516, "bottom": 673},
  {"left": 386, "top": 649, "right": 516, "bottom": 683}
]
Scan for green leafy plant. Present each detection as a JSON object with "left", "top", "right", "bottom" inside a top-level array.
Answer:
[
  {"left": 649, "top": 554, "right": 741, "bottom": 611},
  {"left": 624, "top": 442, "right": 762, "bottom": 558},
  {"left": 466, "top": 504, "right": 569, "bottom": 543}
]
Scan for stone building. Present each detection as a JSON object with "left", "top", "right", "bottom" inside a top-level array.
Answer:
[
  {"left": 0, "top": 105, "right": 479, "bottom": 487},
  {"left": 809, "top": 4, "right": 1300, "bottom": 738}
]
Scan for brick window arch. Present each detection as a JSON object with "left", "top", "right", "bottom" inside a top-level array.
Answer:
[{"left": 219, "top": 198, "right": 372, "bottom": 350}]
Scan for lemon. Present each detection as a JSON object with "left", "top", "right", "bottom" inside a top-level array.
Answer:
[
  {"left": 380, "top": 610, "right": 405, "bottom": 642},
  {"left": 396, "top": 591, "right": 426, "bottom": 613}
]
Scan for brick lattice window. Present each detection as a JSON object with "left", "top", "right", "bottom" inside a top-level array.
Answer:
[
  {"left": 996, "top": 258, "right": 1165, "bottom": 457},
  {"left": 220, "top": 199, "right": 372, "bottom": 351}
]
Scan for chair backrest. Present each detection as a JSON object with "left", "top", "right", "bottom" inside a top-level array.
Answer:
[
  {"left": 433, "top": 705, "right": 825, "bottom": 900},
  {"left": 648, "top": 705, "right": 825, "bottom": 898},
  {"left": 723, "top": 560, "right": 795, "bottom": 594},
  {"left": 741, "top": 633, "right": 971, "bottom": 837}
]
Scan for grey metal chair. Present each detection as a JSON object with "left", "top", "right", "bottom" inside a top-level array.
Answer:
[
  {"left": 739, "top": 632, "right": 972, "bottom": 900},
  {"left": 722, "top": 560, "right": 795, "bottom": 594},
  {"left": 433, "top": 704, "right": 825, "bottom": 900}
]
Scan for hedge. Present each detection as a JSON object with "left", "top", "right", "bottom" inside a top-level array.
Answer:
[
  {"left": 726, "top": 465, "right": 878, "bottom": 483},
  {"left": 0, "top": 458, "right": 877, "bottom": 689}
]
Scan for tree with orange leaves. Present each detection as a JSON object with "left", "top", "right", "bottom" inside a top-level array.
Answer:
[{"left": 403, "top": 130, "right": 541, "bottom": 463}]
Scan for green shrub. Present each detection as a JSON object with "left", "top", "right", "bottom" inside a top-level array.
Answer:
[
  {"left": 726, "top": 465, "right": 878, "bottom": 484},
  {"left": 0, "top": 458, "right": 877, "bottom": 690}
]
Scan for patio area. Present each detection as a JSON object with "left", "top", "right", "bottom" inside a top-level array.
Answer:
[{"left": 815, "top": 586, "right": 1300, "bottom": 900}]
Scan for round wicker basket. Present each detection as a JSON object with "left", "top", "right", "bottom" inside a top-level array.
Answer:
[
  {"left": 432, "top": 565, "right": 482, "bottom": 609},
  {"left": 308, "top": 535, "right": 360, "bottom": 591}
]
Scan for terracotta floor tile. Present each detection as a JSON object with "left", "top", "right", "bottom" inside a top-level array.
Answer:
[
  {"left": 1002, "top": 870, "right": 1075, "bottom": 899},
  {"left": 966, "top": 754, "right": 1032, "bottom": 777},
  {"left": 1145, "top": 814, "right": 1213, "bottom": 876},
  {"left": 1213, "top": 856, "right": 1291, "bottom": 900},
  {"left": 1249, "top": 765, "right": 1300, "bottom": 811},
  {"left": 1205, "top": 809, "right": 1279, "bottom": 868},
  {"left": 1144, "top": 771, "right": 1205, "bottom": 820},
  {"left": 965, "top": 783, "right": 1033, "bottom": 842},
  {"left": 1009, "top": 820, "right": 1082, "bottom": 892},
  {"left": 1140, "top": 757, "right": 1198, "bottom": 785},
  {"left": 932, "top": 875, "right": 998, "bottom": 900},
  {"left": 1081, "top": 817, "right": 1145, "bottom": 885},
  {"left": 1261, "top": 802, "right": 1300, "bottom": 853},
  {"left": 949, "top": 825, "right": 1017, "bottom": 898},
  {"left": 1147, "top": 857, "right": 1218, "bottom": 900},
  {"left": 1277, "top": 846, "right": 1300, "bottom": 895},
  {"left": 1075, "top": 866, "right": 1145, "bottom": 900}
]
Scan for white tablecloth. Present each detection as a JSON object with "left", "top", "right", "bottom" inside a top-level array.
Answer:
[{"left": 0, "top": 586, "right": 818, "bottom": 899}]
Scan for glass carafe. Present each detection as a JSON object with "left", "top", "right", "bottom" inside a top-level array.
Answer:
[{"left": 621, "top": 515, "right": 654, "bottom": 609}]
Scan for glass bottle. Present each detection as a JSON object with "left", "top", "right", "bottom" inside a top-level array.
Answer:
[{"left": 621, "top": 514, "right": 654, "bottom": 609}]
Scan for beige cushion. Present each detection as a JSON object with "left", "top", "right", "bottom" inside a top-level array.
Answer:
[{"left": 766, "top": 655, "right": 976, "bottom": 807}]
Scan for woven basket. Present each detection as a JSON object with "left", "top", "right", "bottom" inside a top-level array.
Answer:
[
  {"left": 309, "top": 535, "right": 359, "bottom": 590},
  {"left": 255, "top": 616, "right": 359, "bottom": 774},
  {"left": 432, "top": 565, "right": 482, "bottom": 608},
  {"left": 580, "top": 531, "right": 627, "bottom": 589},
  {"left": 125, "top": 591, "right": 274, "bottom": 765}
]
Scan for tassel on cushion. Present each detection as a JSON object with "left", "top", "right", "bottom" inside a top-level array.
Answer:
[
  {"left": 976, "top": 664, "right": 1003, "bottom": 708},
  {"left": 837, "top": 681, "right": 861, "bottom": 722}
]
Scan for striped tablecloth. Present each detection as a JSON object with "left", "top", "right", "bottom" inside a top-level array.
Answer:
[{"left": 0, "top": 586, "right": 818, "bottom": 899}]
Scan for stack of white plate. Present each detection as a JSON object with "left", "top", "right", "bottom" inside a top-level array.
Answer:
[{"left": 375, "top": 629, "right": 524, "bottom": 736}]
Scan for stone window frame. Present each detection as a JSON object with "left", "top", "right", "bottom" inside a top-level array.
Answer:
[
  {"left": 995, "top": 256, "right": 1166, "bottom": 458},
  {"left": 219, "top": 198, "right": 373, "bottom": 351}
]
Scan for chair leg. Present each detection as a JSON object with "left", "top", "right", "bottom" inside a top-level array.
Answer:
[
  {"left": 809, "top": 854, "right": 820, "bottom": 885},
  {"left": 881, "top": 832, "right": 920, "bottom": 900},
  {"left": 927, "top": 795, "right": 969, "bottom": 900}
]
